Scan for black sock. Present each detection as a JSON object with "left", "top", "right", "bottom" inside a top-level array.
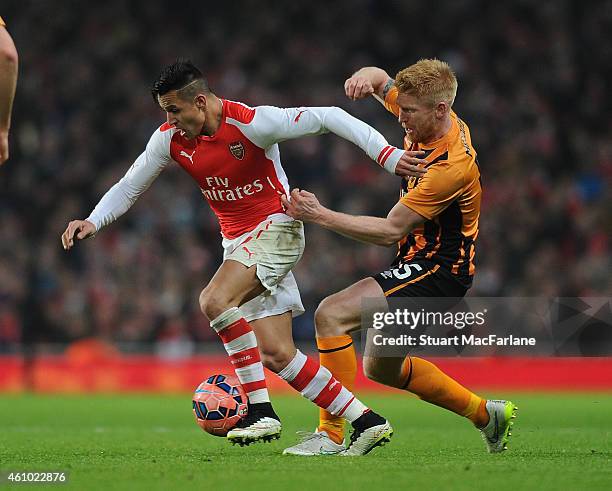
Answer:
[
  {"left": 351, "top": 410, "right": 385, "bottom": 431},
  {"left": 248, "top": 401, "right": 278, "bottom": 419}
]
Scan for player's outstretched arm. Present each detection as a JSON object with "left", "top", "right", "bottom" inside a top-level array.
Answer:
[
  {"left": 344, "top": 67, "right": 393, "bottom": 104},
  {"left": 0, "top": 24, "right": 18, "bottom": 165},
  {"left": 71, "top": 126, "right": 172, "bottom": 240},
  {"left": 61, "top": 220, "right": 96, "bottom": 250},
  {"left": 251, "top": 105, "right": 426, "bottom": 178},
  {"left": 281, "top": 189, "right": 425, "bottom": 246}
]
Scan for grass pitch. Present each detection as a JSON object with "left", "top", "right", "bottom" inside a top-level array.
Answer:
[{"left": 1, "top": 392, "right": 611, "bottom": 490}]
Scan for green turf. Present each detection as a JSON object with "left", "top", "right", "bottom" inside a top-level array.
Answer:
[{"left": 1, "top": 392, "right": 611, "bottom": 490}]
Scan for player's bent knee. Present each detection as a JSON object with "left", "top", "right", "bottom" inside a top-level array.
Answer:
[
  {"left": 314, "top": 296, "right": 350, "bottom": 337},
  {"left": 199, "top": 289, "right": 231, "bottom": 322}
]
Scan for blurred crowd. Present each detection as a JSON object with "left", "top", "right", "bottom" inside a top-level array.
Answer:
[{"left": 0, "top": 0, "right": 610, "bottom": 353}]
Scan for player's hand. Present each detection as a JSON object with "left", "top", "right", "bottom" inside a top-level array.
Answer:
[
  {"left": 344, "top": 75, "right": 375, "bottom": 100},
  {"left": 0, "top": 129, "right": 9, "bottom": 164},
  {"left": 281, "top": 189, "right": 325, "bottom": 223},
  {"left": 61, "top": 220, "right": 97, "bottom": 250},
  {"left": 394, "top": 150, "right": 429, "bottom": 178}
]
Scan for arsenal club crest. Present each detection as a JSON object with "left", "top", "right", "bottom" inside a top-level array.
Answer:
[{"left": 229, "top": 141, "right": 245, "bottom": 160}]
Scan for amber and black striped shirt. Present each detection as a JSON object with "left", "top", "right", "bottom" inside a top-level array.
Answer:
[{"left": 384, "top": 86, "right": 482, "bottom": 288}]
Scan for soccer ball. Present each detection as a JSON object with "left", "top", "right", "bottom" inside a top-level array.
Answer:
[{"left": 192, "top": 374, "right": 248, "bottom": 436}]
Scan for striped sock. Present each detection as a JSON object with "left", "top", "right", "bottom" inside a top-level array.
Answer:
[
  {"left": 278, "top": 350, "right": 367, "bottom": 422},
  {"left": 211, "top": 307, "right": 269, "bottom": 404}
]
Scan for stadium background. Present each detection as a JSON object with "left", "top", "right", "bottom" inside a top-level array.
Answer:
[{"left": 0, "top": 0, "right": 611, "bottom": 393}]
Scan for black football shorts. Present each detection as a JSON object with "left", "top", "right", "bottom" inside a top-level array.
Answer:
[{"left": 373, "top": 259, "right": 468, "bottom": 298}]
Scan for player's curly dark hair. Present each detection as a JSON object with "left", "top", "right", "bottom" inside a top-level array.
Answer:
[{"left": 151, "top": 59, "right": 210, "bottom": 104}]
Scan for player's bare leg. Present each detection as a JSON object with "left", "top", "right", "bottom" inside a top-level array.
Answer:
[
  {"left": 315, "top": 278, "right": 382, "bottom": 335},
  {"left": 199, "top": 259, "right": 281, "bottom": 446},
  {"left": 250, "top": 312, "right": 296, "bottom": 373},
  {"left": 199, "top": 259, "right": 266, "bottom": 321}
]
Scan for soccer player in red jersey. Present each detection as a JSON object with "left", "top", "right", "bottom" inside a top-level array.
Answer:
[
  {"left": 61, "top": 60, "right": 425, "bottom": 454},
  {"left": 0, "top": 15, "right": 18, "bottom": 165},
  {"left": 283, "top": 60, "right": 516, "bottom": 456}
]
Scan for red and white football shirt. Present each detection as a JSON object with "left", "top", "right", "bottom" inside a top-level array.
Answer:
[{"left": 87, "top": 100, "right": 404, "bottom": 239}]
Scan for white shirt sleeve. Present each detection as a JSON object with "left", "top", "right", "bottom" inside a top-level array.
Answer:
[
  {"left": 86, "top": 127, "right": 173, "bottom": 231},
  {"left": 242, "top": 106, "right": 403, "bottom": 174}
]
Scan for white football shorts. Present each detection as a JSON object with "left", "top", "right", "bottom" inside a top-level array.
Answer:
[{"left": 222, "top": 217, "right": 305, "bottom": 322}]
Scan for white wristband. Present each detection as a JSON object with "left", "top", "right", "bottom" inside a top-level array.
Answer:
[{"left": 378, "top": 147, "right": 403, "bottom": 175}]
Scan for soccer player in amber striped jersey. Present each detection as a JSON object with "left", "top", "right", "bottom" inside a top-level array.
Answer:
[
  {"left": 283, "top": 60, "right": 516, "bottom": 456},
  {"left": 383, "top": 85, "right": 481, "bottom": 290}
]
